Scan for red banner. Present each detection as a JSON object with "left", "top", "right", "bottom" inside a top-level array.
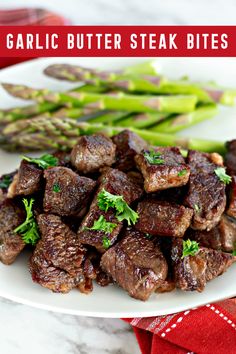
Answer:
[{"left": 0, "top": 26, "right": 236, "bottom": 57}]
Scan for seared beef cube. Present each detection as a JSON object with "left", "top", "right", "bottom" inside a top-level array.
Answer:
[
  {"left": 171, "top": 239, "right": 235, "bottom": 292},
  {"left": 184, "top": 150, "right": 226, "bottom": 231},
  {"left": 37, "top": 214, "right": 86, "bottom": 276},
  {"left": 112, "top": 130, "right": 148, "bottom": 171},
  {"left": 44, "top": 167, "right": 96, "bottom": 216},
  {"left": 135, "top": 199, "right": 193, "bottom": 238},
  {"left": 226, "top": 176, "right": 236, "bottom": 218},
  {"left": 30, "top": 244, "right": 82, "bottom": 293},
  {"left": 0, "top": 171, "right": 16, "bottom": 201},
  {"left": 70, "top": 134, "right": 116, "bottom": 173},
  {"left": 135, "top": 147, "right": 190, "bottom": 192},
  {"left": 187, "top": 214, "right": 236, "bottom": 253},
  {"left": 0, "top": 199, "right": 25, "bottom": 265},
  {"left": 225, "top": 141, "right": 236, "bottom": 218},
  {"left": 78, "top": 168, "right": 143, "bottom": 252},
  {"left": 13, "top": 160, "right": 43, "bottom": 196},
  {"left": 30, "top": 214, "right": 86, "bottom": 293},
  {"left": 53, "top": 151, "right": 71, "bottom": 168},
  {"left": 101, "top": 228, "right": 168, "bottom": 301},
  {"left": 225, "top": 140, "right": 236, "bottom": 175},
  {"left": 155, "top": 278, "right": 176, "bottom": 293}
]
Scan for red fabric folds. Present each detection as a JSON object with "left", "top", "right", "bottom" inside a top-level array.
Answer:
[{"left": 123, "top": 299, "right": 236, "bottom": 353}]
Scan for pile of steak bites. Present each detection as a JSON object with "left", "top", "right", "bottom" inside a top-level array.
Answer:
[{"left": 0, "top": 129, "right": 236, "bottom": 301}]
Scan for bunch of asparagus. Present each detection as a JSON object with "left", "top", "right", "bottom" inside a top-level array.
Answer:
[{"left": 0, "top": 60, "right": 234, "bottom": 152}]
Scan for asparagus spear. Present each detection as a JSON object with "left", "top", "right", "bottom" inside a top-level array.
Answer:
[
  {"left": 1, "top": 116, "right": 225, "bottom": 154},
  {"left": 0, "top": 102, "right": 59, "bottom": 124},
  {"left": 114, "top": 112, "right": 169, "bottom": 129},
  {"left": 150, "top": 104, "right": 218, "bottom": 134},
  {"left": 1, "top": 84, "right": 198, "bottom": 113},
  {"left": 44, "top": 60, "right": 160, "bottom": 82},
  {"left": 44, "top": 64, "right": 236, "bottom": 105}
]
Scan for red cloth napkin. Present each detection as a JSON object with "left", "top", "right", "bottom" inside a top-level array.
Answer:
[
  {"left": 0, "top": 8, "right": 69, "bottom": 69},
  {"left": 123, "top": 298, "right": 236, "bottom": 353}
]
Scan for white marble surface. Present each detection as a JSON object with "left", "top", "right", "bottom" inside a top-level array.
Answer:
[{"left": 0, "top": 1, "right": 234, "bottom": 353}]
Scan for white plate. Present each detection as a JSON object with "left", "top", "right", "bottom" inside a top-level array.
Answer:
[{"left": 0, "top": 57, "right": 236, "bottom": 318}]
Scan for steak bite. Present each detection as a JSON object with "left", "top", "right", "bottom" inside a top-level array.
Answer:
[
  {"left": 187, "top": 214, "right": 236, "bottom": 253},
  {"left": 171, "top": 239, "right": 235, "bottom": 292},
  {"left": 112, "top": 130, "right": 148, "bottom": 171},
  {"left": 184, "top": 150, "right": 226, "bottom": 231},
  {"left": 225, "top": 140, "right": 236, "bottom": 176},
  {"left": 226, "top": 176, "right": 236, "bottom": 218},
  {"left": 78, "top": 168, "right": 143, "bottom": 252},
  {"left": 135, "top": 199, "right": 193, "bottom": 238},
  {"left": 43, "top": 167, "right": 96, "bottom": 217},
  {"left": 101, "top": 228, "right": 168, "bottom": 301},
  {"left": 70, "top": 134, "right": 116, "bottom": 174},
  {"left": 30, "top": 244, "right": 81, "bottom": 293},
  {"left": 135, "top": 147, "right": 190, "bottom": 192},
  {"left": 13, "top": 160, "right": 43, "bottom": 196},
  {"left": 37, "top": 214, "right": 86, "bottom": 276},
  {"left": 0, "top": 199, "right": 25, "bottom": 265},
  {"left": 30, "top": 214, "right": 86, "bottom": 293},
  {"left": 225, "top": 141, "right": 236, "bottom": 218}
]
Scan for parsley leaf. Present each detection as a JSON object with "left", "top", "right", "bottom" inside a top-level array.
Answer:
[
  {"left": 214, "top": 167, "right": 232, "bottom": 185},
  {"left": 85, "top": 215, "right": 117, "bottom": 235},
  {"left": 14, "top": 198, "right": 40, "bottom": 246},
  {"left": 233, "top": 250, "right": 236, "bottom": 256},
  {"left": 178, "top": 169, "right": 188, "bottom": 177},
  {"left": 102, "top": 237, "right": 111, "bottom": 249},
  {"left": 194, "top": 204, "right": 200, "bottom": 213},
  {"left": 22, "top": 154, "right": 58, "bottom": 170},
  {"left": 0, "top": 175, "right": 12, "bottom": 189},
  {"left": 53, "top": 183, "right": 61, "bottom": 193},
  {"left": 180, "top": 149, "right": 188, "bottom": 158},
  {"left": 182, "top": 239, "right": 199, "bottom": 259},
  {"left": 97, "top": 189, "right": 139, "bottom": 225},
  {"left": 143, "top": 150, "right": 164, "bottom": 165}
]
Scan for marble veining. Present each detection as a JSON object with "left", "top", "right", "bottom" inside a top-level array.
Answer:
[{"left": 0, "top": 0, "right": 234, "bottom": 352}]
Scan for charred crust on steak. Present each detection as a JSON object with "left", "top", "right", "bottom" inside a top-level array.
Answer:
[{"left": 135, "top": 146, "right": 190, "bottom": 193}]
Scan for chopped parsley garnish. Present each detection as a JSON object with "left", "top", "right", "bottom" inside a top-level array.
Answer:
[
  {"left": 53, "top": 183, "right": 61, "bottom": 193},
  {"left": 102, "top": 237, "right": 111, "bottom": 249},
  {"left": 14, "top": 198, "right": 40, "bottom": 246},
  {"left": 194, "top": 204, "right": 200, "bottom": 213},
  {"left": 182, "top": 239, "right": 199, "bottom": 259},
  {"left": 145, "top": 233, "right": 153, "bottom": 240},
  {"left": 214, "top": 167, "right": 232, "bottom": 185},
  {"left": 85, "top": 215, "right": 117, "bottom": 235},
  {"left": 178, "top": 169, "right": 188, "bottom": 177},
  {"left": 143, "top": 150, "right": 164, "bottom": 165},
  {"left": 0, "top": 175, "right": 12, "bottom": 189},
  {"left": 180, "top": 149, "right": 188, "bottom": 158},
  {"left": 233, "top": 249, "right": 236, "bottom": 256},
  {"left": 97, "top": 188, "right": 139, "bottom": 225},
  {"left": 22, "top": 154, "right": 58, "bottom": 170}
]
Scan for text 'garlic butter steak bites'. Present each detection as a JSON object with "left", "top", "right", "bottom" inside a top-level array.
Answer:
[
  {"left": 135, "top": 199, "right": 193, "bottom": 237},
  {"left": 30, "top": 214, "right": 86, "bottom": 293},
  {"left": 77, "top": 168, "right": 143, "bottom": 253},
  {"left": 70, "top": 134, "right": 116, "bottom": 174},
  {"left": 101, "top": 228, "right": 168, "bottom": 301},
  {"left": 184, "top": 150, "right": 226, "bottom": 231},
  {"left": 135, "top": 147, "right": 190, "bottom": 193},
  {"left": 43, "top": 167, "right": 96, "bottom": 217}
]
